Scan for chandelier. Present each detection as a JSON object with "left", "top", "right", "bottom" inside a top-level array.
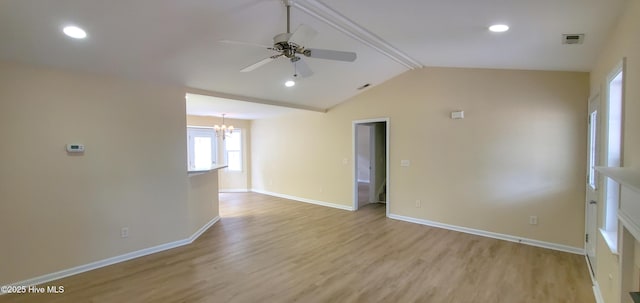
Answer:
[{"left": 214, "top": 114, "right": 234, "bottom": 140}]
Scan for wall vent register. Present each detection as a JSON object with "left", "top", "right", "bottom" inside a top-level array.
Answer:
[{"left": 562, "top": 34, "right": 584, "bottom": 45}]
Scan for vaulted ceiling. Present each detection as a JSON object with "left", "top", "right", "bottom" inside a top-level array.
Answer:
[{"left": 0, "top": 0, "right": 626, "bottom": 113}]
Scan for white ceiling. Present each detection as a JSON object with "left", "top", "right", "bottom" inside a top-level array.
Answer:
[{"left": 0, "top": 0, "right": 625, "bottom": 116}]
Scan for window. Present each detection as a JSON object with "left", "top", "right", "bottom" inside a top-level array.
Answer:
[
  {"left": 225, "top": 129, "right": 242, "bottom": 171},
  {"left": 187, "top": 127, "right": 216, "bottom": 171},
  {"left": 588, "top": 110, "right": 598, "bottom": 189},
  {"left": 601, "top": 62, "right": 623, "bottom": 252}
]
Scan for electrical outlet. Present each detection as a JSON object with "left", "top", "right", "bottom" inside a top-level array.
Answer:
[
  {"left": 415, "top": 200, "right": 421, "bottom": 208},
  {"left": 121, "top": 227, "right": 129, "bottom": 238},
  {"left": 529, "top": 216, "right": 538, "bottom": 225}
]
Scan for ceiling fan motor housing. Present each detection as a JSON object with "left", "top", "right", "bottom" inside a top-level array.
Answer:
[
  {"left": 273, "top": 33, "right": 292, "bottom": 46},
  {"left": 273, "top": 33, "right": 301, "bottom": 58}
]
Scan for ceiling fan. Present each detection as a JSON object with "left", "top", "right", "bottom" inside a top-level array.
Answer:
[{"left": 221, "top": 0, "right": 357, "bottom": 78}]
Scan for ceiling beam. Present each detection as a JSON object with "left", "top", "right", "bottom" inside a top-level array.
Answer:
[
  {"left": 185, "top": 87, "right": 328, "bottom": 113},
  {"left": 294, "top": 0, "right": 423, "bottom": 70}
]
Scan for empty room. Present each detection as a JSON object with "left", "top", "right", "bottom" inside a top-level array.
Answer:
[{"left": 1, "top": 0, "right": 640, "bottom": 302}]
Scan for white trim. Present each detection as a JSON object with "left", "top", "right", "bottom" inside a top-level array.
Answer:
[
  {"left": 251, "top": 189, "right": 354, "bottom": 211},
  {"left": 294, "top": 0, "right": 422, "bottom": 69},
  {"left": 4, "top": 216, "right": 220, "bottom": 289},
  {"left": 592, "top": 282, "right": 605, "bottom": 303},
  {"left": 220, "top": 189, "right": 250, "bottom": 193},
  {"left": 585, "top": 255, "right": 605, "bottom": 303},
  {"left": 189, "top": 216, "right": 220, "bottom": 242},
  {"left": 388, "top": 214, "right": 585, "bottom": 255},
  {"left": 619, "top": 210, "right": 640, "bottom": 245},
  {"left": 596, "top": 167, "right": 640, "bottom": 194},
  {"left": 599, "top": 228, "right": 619, "bottom": 255}
]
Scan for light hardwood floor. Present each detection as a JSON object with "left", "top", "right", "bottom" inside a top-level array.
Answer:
[{"left": 2, "top": 192, "right": 595, "bottom": 303}]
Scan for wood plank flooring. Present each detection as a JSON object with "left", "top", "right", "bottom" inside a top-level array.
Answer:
[{"left": 1, "top": 192, "right": 595, "bottom": 303}]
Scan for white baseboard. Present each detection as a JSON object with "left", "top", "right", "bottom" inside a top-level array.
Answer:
[
  {"left": 585, "top": 255, "right": 605, "bottom": 303},
  {"left": 189, "top": 216, "right": 220, "bottom": 242},
  {"left": 251, "top": 189, "right": 354, "bottom": 211},
  {"left": 592, "top": 282, "right": 604, "bottom": 303},
  {"left": 388, "top": 214, "right": 585, "bottom": 255},
  {"left": 219, "top": 189, "right": 250, "bottom": 193},
  {"left": 4, "top": 216, "right": 220, "bottom": 289}
]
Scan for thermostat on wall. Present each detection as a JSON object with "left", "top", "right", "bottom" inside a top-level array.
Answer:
[
  {"left": 451, "top": 111, "right": 464, "bottom": 119},
  {"left": 66, "top": 144, "right": 85, "bottom": 153}
]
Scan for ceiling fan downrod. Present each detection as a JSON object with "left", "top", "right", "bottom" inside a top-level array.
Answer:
[{"left": 286, "top": 4, "right": 291, "bottom": 34}]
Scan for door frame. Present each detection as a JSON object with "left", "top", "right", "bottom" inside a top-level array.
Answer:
[
  {"left": 368, "top": 125, "right": 377, "bottom": 203},
  {"left": 585, "top": 92, "right": 600, "bottom": 276},
  {"left": 355, "top": 123, "right": 373, "bottom": 206},
  {"left": 352, "top": 118, "right": 390, "bottom": 216}
]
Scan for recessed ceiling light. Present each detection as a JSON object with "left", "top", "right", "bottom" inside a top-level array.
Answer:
[
  {"left": 63, "top": 26, "right": 87, "bottom": 39},
  {"left": 489, "top": 24, "right": 509, "bottom": 33},
  {"left": 284, "top": 80, "right": 295, "bottom": 87}
]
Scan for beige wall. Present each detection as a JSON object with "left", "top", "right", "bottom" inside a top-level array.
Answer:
[
  {"left": 187, "top": 171, "right": 220, "bottom": 233},
  {"left": 252, "top": 67, "right": 589, "bottom": 249},
  {"left": 589, "top": 0, "right": 640, "bottom": 302},
  {"left": 187, "top": 115, "right": 251, "bottom": 191},
  {"left": 0, "top": 61, "right": 217, "bottom": 285}
]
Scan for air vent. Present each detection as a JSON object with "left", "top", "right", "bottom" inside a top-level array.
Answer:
[{"left": 562, "top": 34, "right": 584, "bottom": 45}]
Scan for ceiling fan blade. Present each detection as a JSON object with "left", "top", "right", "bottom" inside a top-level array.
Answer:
[
  {"left": 289, "top": 24, "right": 318, "bottom": 47},
  {"left": 293, "top": 58, "right": 313, "bottom": 78},
  {"left": 240, "top": 54, "right": 282, "bottom": 72},
  {"left": 304, "top": 48, "right": 357, "bottom": 62},
  {"left": 219, "top": 40, "right": 272, "bottom": 49}
]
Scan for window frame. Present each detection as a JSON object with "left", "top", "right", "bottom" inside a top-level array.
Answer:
[
  {"left": 187, "top": 126, "right": 217, "bottom": 171},
  {"left": 599, "top": 59, "right": 625, "bottom": 253},
  {"left": 224, "top": 128, "right": 243, "bottom": 172},
  {"left": 588, "top": 110, "right": 598, "bottom": 190}
]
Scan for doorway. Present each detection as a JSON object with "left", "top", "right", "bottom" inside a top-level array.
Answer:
[
  {"left": 585, "top": 59, "right": 625, "bottom": 276},
  {"left": 353, "top": 118, "right": 389, "bottom": 215},
  {"left": 585, "top": 93, "right": 599, "bottom": 276}
]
